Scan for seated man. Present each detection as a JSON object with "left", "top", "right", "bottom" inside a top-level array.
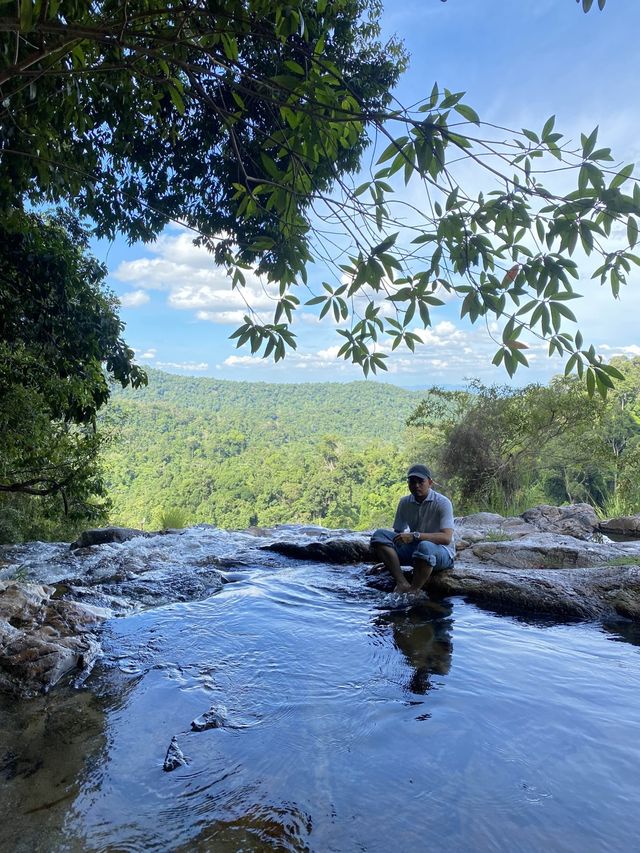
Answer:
[{"left": 371, "top": 464, "right": 455, "bottom": 594}]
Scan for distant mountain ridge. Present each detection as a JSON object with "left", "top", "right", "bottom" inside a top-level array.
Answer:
[
  {"left": 102, "top": 369, "right": 428, "bottom": 530},
  {"left": 109, "top": 367, "right": 426, "bottom": 445}
]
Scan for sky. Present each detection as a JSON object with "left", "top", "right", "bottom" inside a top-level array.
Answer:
[{"left": 96, "top": 0, "right": 640, "bottom": 388}]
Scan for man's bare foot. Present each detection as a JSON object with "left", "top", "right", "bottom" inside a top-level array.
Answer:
[{"left": 393, "top": 581, "right": 411, "bottom": 593}]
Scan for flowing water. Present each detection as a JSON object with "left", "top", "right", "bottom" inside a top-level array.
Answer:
[{"left": 1, "top": 528, "right": 640, "bottom": 852}]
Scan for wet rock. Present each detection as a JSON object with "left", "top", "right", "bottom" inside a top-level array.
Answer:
[
  {"left": 163, "top": 736, "right": 187, "bottom": 771},
  {"left": 599, "top": 515, "right": 640, "bottom": 538},
  {"left": 263, "top": 536, "right": 372, "bottom": 563},
  {"left": 430, "top": 562, "right": 640, "bottom": 622},
  {"left": 520, "top": 504, "right": 599, "bottom": 540},
  {"left": 0, "top": 582, "right": 105, "bottom": 698},
  {"left": 191, "top": 705, "right": 227, "bottom": 732},
  {"left": 70, "top": 527, "right": 150, "bottom": 550}
]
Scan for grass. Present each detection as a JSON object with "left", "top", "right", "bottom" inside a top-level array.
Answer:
[
  {"left": 606, "top": 556, "right": 640, "bottom": 567},
  {"left": 484, "top": 529, "right": 511, "bottom": 542},
  {"left": 595, "top": 493, "right": 637, "bottom": 521},
  {"left": 156, "top": 507, "right": 189, "bottom": 530}
]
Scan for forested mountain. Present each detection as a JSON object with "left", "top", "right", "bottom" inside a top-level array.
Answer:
[
  {"left": 102, "top": 361, "right": 640, "bottom": 533},
  {"left": 109, "top": 368, "right": 423, "bottom": 443},
  {"left": 102, "top": 370, "right": 427, "bottom": 530}
]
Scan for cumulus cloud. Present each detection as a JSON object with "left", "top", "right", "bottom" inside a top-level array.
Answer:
[
  {"left": 132, "top": 347, "right": 157, "bottom": 361},
  {"left": 119, "top": 289, "right": 150, "bottom": 308},
  {"left": 156, "top": 361, "right": 209, "bottom": 371},
  {"left": 113, "top": 229, "right": 279, "bottom": 323}
]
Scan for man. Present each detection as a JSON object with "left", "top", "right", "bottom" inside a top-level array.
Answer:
[{"left": 371, "top": 464, "right": 455, "bottom": 595}]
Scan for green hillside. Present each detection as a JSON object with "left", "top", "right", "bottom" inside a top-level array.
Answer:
[{"left": 102, "top": 369, "right": 427, "bottom": 530}]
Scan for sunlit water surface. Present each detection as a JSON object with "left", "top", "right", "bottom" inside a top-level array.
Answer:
[{"left": 1, "top": 531, "right": 640, "bottom": 852}]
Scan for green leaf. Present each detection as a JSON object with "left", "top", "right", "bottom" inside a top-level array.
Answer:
[
  {"left": 454, "top": 104, "right": 480, "bottom": 125},
  {"left": 377, "top": 137, "right": 408, "bottom": 165},
  {"left": 611, "top": 163, "right": 635, "bottom": 189},
  {"left": 542, "top": 115, "right": 556, "bottom": 139},
  {"left": 168, "top": 86, "right": 186, "bottom": 115},
  {"left": 628, "top": 217, "right": 638, "bottom": 249},
  {"left": 371, "top": 233, "right": 398, "bottom": 257},
  {"left": 581, "top": 126, "right": 599, "bottom": 158}
]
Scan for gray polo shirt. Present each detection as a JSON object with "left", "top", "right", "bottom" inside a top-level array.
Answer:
[{"left": 393, "top": 489, "right": 456, "bottom": 559}]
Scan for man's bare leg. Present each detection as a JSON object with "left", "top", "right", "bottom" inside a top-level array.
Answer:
[
  {"left": 409, "top": 558, "right": 433, "bottom": 593},
  {"left": 372, "top": 543, "right": 411, "bottom": 592}
]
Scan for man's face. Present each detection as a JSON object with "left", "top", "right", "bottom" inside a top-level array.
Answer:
[{"left": 408, "top": 476, "right": 432, "bottom": 502}]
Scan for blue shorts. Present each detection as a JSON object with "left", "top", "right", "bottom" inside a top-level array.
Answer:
[{"left": 370, "top": 528, "right": 454, "bottom": 572}]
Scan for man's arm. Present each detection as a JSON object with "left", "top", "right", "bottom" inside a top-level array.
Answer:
[
  {"left": 413, "top": 528, "right": 453, "bottom": 545},
  {"left": 392, "top": 497, "right": 408, "bottom": 532}
]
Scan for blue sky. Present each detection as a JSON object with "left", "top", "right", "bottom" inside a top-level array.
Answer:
[{"left": 97, "top": 0, "right": 640, "bottom": 388}]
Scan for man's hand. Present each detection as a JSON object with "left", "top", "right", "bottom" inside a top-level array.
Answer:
[{"left": 393, "top": 532, "right": 417, "bottom": 545}]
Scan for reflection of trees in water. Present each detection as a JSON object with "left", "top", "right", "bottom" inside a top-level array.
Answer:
[
  {"left": 376, "top": 599, "right": 454, "bottom": 696},
  {"left": 0, "top": 686, "right": 107, "bottom": 850},
  {"left": 602, "top": 619, "right": 640, "bottom": 648}
]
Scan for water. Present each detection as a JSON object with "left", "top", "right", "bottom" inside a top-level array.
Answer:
[{"left": 1, "top": 532, "right": 640, "bottom": 852}]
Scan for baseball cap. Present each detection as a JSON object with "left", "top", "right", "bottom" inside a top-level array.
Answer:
[{"left": 407, "top": 464, "right": 432, "bottom": 480}]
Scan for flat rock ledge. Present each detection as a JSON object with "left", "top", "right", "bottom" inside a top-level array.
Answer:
[
  {"left": 0, "top": 581, "right": 105, "bottom": 698},
  {"left": 267, "top": 507, "right": 640, "bottom": 623},
  {"left": 599, "top": 514, "right": 640, "bottom": 537}
]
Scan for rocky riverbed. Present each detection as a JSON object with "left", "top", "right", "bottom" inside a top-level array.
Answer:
[{"left": 1, "top": 504, "right": 640, "bottom": 699}]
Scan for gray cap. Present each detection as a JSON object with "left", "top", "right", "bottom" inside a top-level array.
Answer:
[{"left": 407, "top": 464, "right": 432, "bottom": 480}]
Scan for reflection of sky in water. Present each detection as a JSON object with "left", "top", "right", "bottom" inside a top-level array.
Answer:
[{"left": 1, "top": 536, "right": 640, "bottom": 852}]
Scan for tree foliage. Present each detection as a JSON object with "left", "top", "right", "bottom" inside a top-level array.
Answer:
[
  {"left": 96, "top": 361, "right": 640, "bottom": 533},
  {"left": 1, "top": 0, "right": 636, "bottom": 392},
  {"left": 407, "top": 363, "right": 640, "bottom": 514},
  {"left": 0, "top": 210, "right": 145, "bottom": 524}
]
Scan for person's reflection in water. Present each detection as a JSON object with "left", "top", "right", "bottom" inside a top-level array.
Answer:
[{"left": 377, "top": 599, "right": 454, "bottom": 695}]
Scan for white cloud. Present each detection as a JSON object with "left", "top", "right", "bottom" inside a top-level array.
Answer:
[
  {"left": 197, "top": 309, "right": 246, "bottom": 324},
  {"left": 113, "top": 229, "right": 279, "bottom": 322},
  {"left": 223, "top": 355, "right": 274, "bottom": 369},
  {"left": 600, "top": 344, "right": 640, "bottom": 358},
  {"left": 156, "top": 361, "right": 209, "bottom": 371},
  {"left": 133, "top": 347, "right": 157, "bottom": 360},
  {"left": 119, "top": 289, "right": 150, "bottom": 308}
]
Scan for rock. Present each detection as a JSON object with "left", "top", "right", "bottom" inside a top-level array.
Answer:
[
  {"left": 599, "top": 515, "right": 640, "bottom": 538},
  {"left": 70, "top": 527, "right": 149, "bottom": 549},
  {"left": 263, "top": 535, "right": 372, "bottom": 564},
  {"left": 430, "top": 562, "right": 640, "bottom": 622},
  {"left": 191, "top": 705, "right": 227, "bottom": 732},
  {"left": 455, "top": 512, "right": 538, "bottom": 550},
  {"left": 163, "top": 736, "right": 187, "bottom": 771},
  {"left": 520, "top": 504, "right": 599, "bottom": 540},
  {"left": 460, "top": 533, "right": 623, "bottom": 570},
  {"left": 0, "top": 582, "right": 105, "bottom": 698}
]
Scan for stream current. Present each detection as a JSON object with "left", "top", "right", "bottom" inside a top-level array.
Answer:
[{"left": 1, "top": 527, "right": 640, "bottom": 852}]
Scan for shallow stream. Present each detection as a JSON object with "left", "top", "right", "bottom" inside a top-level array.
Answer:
[{"left": 1, "top": 529, "right": 640, "bottom": 851}]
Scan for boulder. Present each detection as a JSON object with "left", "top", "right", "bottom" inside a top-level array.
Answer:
[
  {"left": 520, "top": 503, "right": 599, "bottom": 540},
  {"left": 430, "top": 562, "right": 640, "bottom": 622},
  {"left": 599, "top": 515, "right": 640, "bottom": 538},
  {"left": 455, "top": 512, "right": 538, "bottom": 550},
  {"left": 0, "top": 582, "right": 105, "bottom": 698},
  {"left": 70, "top": 527, "right": 149, "bottom": 549},
  {"left": 458, "top": 533, "right": 623, "bottom": 570},
  {"left": 263, "top": 535, "right": 372, "bottom": 563}
]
